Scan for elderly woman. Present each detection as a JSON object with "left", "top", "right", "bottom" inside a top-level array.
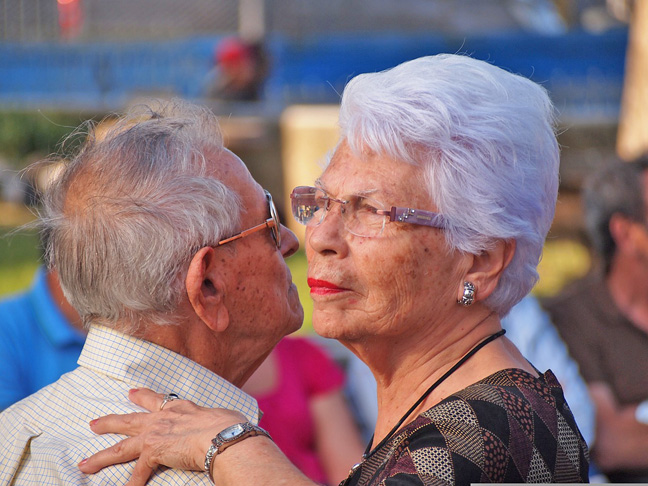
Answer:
[{"left": 79, "top": 54, "right": 589, "bottom": 485}]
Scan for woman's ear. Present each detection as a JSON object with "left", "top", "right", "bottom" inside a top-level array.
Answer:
[
  {"left": 186, "top": 247, "right": 229, "bottom": 333},
  {"left": 461, "top": 239, "right": 516, "bottom": 302}
]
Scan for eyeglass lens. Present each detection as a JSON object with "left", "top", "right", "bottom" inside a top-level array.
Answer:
[
  {"left": 266, "top": 190, "right": 281, "bottom": 249},
  {"left": 290, "top": 186, "right": 387, "bottom": 238}
]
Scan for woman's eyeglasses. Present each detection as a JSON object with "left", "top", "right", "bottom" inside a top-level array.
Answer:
[
  {"left": 217, "top": 190, "right": 281, "bottom": 249},
  {"left": 290, "top": 185, "right": 446, "bottom": 238}
]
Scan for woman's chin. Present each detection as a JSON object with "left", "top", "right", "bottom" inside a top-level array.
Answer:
[{"left": 312, "top": 316, "right": 363, "bottom": 342}]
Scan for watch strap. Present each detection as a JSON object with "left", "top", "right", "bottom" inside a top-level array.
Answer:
[{"left": 204, "top": 422, "right": 272, "bottom": 472}]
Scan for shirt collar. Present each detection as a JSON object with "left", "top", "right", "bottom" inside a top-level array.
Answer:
[
  {"left": 28, "top": 267, "right": 86, "bottom": 348},
  {"left": 78, "top": 325, "right": 260, "bottom": 423}
]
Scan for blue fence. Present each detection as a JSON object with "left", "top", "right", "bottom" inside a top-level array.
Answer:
[{"left": 0, "top": 28, "right": 628, "bottom": 119}]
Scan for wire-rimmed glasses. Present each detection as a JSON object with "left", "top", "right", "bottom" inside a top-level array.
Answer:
[
  {"left": 290, "top": 185, "right": 446, "bottom": 237},
  {"left": 217, "top": 190, "right": 281, "bottom": 249}
]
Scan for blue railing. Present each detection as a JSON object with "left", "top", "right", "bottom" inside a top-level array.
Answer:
[{"left": 0, "top": 28, "right": 628, "bottom": 120}]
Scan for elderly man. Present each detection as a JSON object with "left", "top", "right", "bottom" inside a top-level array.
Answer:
[
  {"left": 543, "top": 156, "right": 648, "bottom": 482},
  {"left": 0, "top": 100, "right": 303, "bottom": 485}
]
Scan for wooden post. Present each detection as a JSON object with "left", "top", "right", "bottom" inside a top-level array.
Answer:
[
  {"left": 617, "top": 0, "right": 648, "bottom": 160},
  {"left": 239, "top": 0, "right": 265, "bottom": 42}
]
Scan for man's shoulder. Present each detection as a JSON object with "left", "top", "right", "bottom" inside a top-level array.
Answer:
[
  {"left": 0, "top": 371, "right": 215, "bottom": 485},
  {"left": 540, "top": 273, "right": 607, "bottom": 325},
  {"left": 0, "top": 290, "right": 36, "bottom": 329}
]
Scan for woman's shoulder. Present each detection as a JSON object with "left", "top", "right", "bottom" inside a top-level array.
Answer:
[
  {"left": 378, "top": 368, "right": 588, "bottom": 484},
  {"left": 454, "top": 367, "right": 565, "bottom": 409},
  {"left": 423, "top": 368, "right": 570, "bottom": 431}
]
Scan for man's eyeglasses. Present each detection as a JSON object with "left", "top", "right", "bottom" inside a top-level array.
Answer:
[
  {"left": 290, "top": 185, "right": 446, "bottom": 238},
  {"left": 217, "top": 190, "right": 281, "bottom": 249}
]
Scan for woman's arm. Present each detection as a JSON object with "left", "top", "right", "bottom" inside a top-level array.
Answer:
[
  {"left": 78, "top": 388, "right": 316, "bottom": 486},
  {"left": 589, "top": 382, "right": 648, "bottom": 471}
]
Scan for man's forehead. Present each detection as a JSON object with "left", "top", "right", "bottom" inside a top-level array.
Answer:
[
  {"left": 207, "top": 148, "right": 246, "bottom": 176},
  {"left": 206, "top": 148, "right": 265, "bottom": 216}
]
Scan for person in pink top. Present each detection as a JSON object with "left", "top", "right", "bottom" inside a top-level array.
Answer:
[{"left": 243, "top": 336, "right": 364, "bottom": 485}]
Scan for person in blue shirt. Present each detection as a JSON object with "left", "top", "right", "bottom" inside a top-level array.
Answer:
[{"left": 0, "top": 266, "right": 85, "bottom": 410}]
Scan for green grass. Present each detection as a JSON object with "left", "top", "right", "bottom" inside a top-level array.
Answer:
[
  {"left": 286, "top": 249, "right": 313, "bottom": 333},
  {"left": 0, "top": 226, "right": 41, "bottom": 296}
]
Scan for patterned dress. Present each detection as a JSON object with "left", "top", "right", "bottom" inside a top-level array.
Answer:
[{"left": 345, "top": 369, "right": 589, "bottom": 485}]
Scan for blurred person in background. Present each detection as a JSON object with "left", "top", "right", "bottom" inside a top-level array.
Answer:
[
  {"left": 0, "top": 99, "right": 304, "bottom": 485},
  {"left": 205, "top": 36, "right": 269, "bottom": 102},
  {"left": 80, "top": 54, "right": 588, "bottom": 485},
  {"left": 543, "top": 155, "right": 648, "bottom": 482},
  {"left": 0, "top": 265, "right": 85, "bottom": 410},
  {"left": 243, "top": 335, "right": 364, "bottom": 485}
]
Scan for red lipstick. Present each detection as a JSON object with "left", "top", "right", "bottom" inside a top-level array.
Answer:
[{"left": 307, "top": 278, "right": 346, "bottom": 295}]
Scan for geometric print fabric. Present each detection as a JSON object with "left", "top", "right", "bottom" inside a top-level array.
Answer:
[{"left": 345, "top": 368, "right": 589, "bottom": 486}]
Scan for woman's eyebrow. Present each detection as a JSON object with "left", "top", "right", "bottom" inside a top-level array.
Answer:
[{"left": 314, "top": 179, "right": 380, "bottom": 197}]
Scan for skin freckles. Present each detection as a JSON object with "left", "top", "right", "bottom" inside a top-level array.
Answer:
[
  {"left": 306, "top": 141, "right": 468, "bottom": 349},
  {"left": 210, "top": 150, "right": 304, "bottom": 379}
]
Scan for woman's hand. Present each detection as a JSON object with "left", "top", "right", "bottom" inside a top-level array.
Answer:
[{"left": 78, "top": 388, "right": 246, "bottom": 485}]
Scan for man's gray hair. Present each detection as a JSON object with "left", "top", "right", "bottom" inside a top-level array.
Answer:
[
  {"left": 40, "top": 99, "right": 241, "bottom": 332},
  {"left": 583, "top": 155, "right": 648, "bottom": 274},
  {"left": 338, "top": 54, "right": 559, "bottom": 315}
]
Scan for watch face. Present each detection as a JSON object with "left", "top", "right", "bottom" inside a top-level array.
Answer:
[{"left": 221, "top": 423, "right": 246, "bottom": 441}]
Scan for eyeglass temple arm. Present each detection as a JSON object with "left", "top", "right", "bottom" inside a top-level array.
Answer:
[
  {"left": 380, "top": 207, "right": 446, "bottom": 229},
  {"left": 217, "top": 218, "right": 275, "bottom": 246}
]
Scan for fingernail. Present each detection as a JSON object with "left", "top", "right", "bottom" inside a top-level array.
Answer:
[
  {"left": 78, "top": 458, "right": 87, "bottom": 466},
  {"left": 89, "top": 419, "right": 97, "bottom": 427},
  {"left": 129, "top": 388, "right": 140, "bottom": 394}
]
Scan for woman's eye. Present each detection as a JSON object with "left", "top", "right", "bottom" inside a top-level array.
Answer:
[{"left": 355, "top": 196, "right": 380, "bottom": 213}]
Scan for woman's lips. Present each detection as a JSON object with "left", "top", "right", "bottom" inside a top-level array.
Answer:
[{"left": 307, "top": 278, "right": 347, "bottom": 295}]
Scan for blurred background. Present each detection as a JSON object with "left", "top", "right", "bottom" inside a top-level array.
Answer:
[{"left": 0, "top": 0, "right": 644, "bottom": 331}]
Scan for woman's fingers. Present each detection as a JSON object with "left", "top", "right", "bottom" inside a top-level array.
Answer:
[
  {"left": 128, "top": 388, "right": 167, "bottom": 412},
  {"left": 79, "top": 389, "right": 252, "bottom": 480},
  {"left": 78, "top": 437, "right": 156, "bottom": 486},
  {"left": 78, "top": 437, "right": 142, "bottom": 473},
  {"left": 126, "top": 457, "right": 156, "bottom": 486},
  {"left": 89, "top": 412, "right": 148, "bottom": 436}
]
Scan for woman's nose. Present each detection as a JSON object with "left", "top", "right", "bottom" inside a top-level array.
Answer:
[{"left": 305, "top": 201, "right": 348, "bottom": 257}]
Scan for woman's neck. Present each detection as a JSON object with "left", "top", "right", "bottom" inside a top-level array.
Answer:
[{"left": 354, "top": 310, "right": 529, "bottom": 448}]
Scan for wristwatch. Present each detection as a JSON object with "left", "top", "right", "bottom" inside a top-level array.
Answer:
[{"left": 204, "top": 422, "right": 272, "bottom": 472}]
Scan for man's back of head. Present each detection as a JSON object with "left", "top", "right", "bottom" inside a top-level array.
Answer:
[{"left": 40, "top": 100, "right": 241, "bottom": 333}]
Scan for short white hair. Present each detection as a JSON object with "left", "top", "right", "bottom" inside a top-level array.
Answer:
[
  {"left": 338, "top": 54, "right": 559, "bottom": 315},
  {"left": 40, "top": 99, "right": 241, "bottom": 332}
]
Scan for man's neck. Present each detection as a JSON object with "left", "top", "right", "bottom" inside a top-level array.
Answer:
[{"left": 47, "top": 270, "right": 86, "bottom": 335}]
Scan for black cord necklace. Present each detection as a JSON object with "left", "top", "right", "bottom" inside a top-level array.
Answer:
[{"left": 361, "top": 328, "right": 506, "bottom": 461}]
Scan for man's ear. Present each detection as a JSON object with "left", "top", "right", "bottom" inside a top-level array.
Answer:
[
  {"left": 609, "top": 213, "right": 635, "bottom": 252},
  {"left": 186, "top": 247, "right": 229, "bottom": 333},
  {"left": 459, "top": 239, "right": 516, "bottom": 303}
]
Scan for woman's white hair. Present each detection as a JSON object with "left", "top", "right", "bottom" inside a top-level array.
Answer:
[
  {"left": 338, "top": 54, "right": 559, "bottom": 315},
  {"left": 39, "top": 99, "right": 241, "bottom": 332}
]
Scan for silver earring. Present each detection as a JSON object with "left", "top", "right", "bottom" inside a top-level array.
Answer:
[{"left": 457, "top": 281, "right": 476, "bottom": 306}]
